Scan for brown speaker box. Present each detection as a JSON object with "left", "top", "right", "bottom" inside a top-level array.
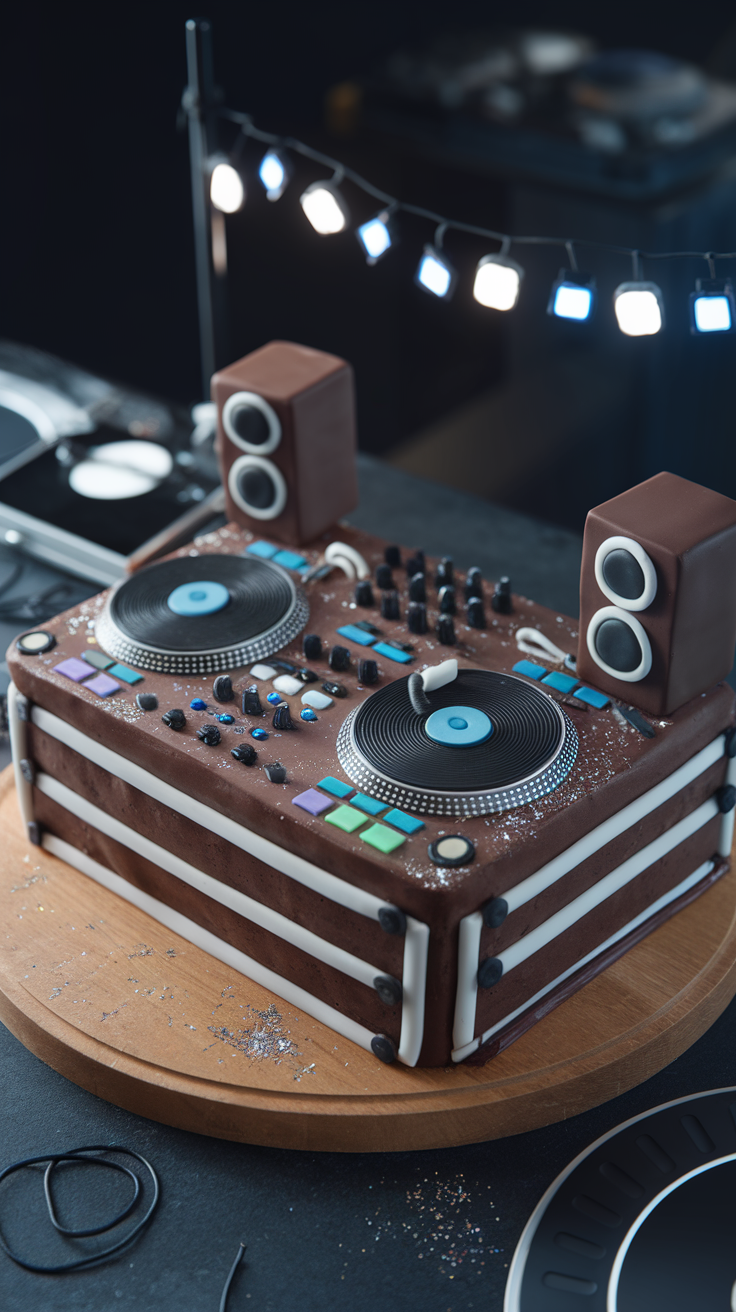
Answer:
[
  {"left": 213, "top": 340, "right": 359, "bottom": 546},
  {"left": 577, "top": 471, "right": 736, "bottom": 716}
]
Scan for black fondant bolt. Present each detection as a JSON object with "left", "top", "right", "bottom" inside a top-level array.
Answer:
[
  {"left": 322, "top": 680, "right": 347, "bottom": 698},
  {"left": 378, "top": 906, "right": 407, "bottom": 936},
  {"left": 482, "top": 897, "right": 508, "bottom": 928},
  {"left": 725, "top": 727, "right": 736, "bottom": 758},
  {"left": 329, "top": 645, "right": 351, "bottom": 672},
  {"left": 381, "top": 590, "right": 400, "bottom": 621},
  {"left": 716, "top": 784, "right": 736, "bottom": 813},
  {"left": 375, "top": 563, "right": 393, "bottom": 590},
  {"left": 407, "top": 602, "right": 428, "bottom": 635},
  {"left": 19, "top": 758, "right": 34, "bottom": 785},
  {"left": 265, "top": 762, "right": 286, "bottom": 783},
  {"left": 162, "top": 709, "right": 186, "bottom": 731},
  {"left": 358, "top": 658, "right": 379, "bottom": 685},
  {"left": 197, "top": 723, "right": 221, "bottom": 746},
  {"left": 242, "top": 685, "right": 262, "bottom": 716},
  {"left": 354, "top": 580, "right": 374, "bottom": 607},
  {"left": 465, "top": 567, "right": 483, "bottom": 600},
  {"left": 477, "top": 956, "right": 503, "bottom": 989},
  {"left": 409, "top": 573, "right": 427, "bottom": 603},
  {"left": 27, "top": 821, "right": 41, "bottom": 847},
  {"left": 438, "top": 585, "right": 456, "bottom": 614},
  {"left": 136, "top": 692, "right": 158, "bottom": 711},
  {"left": 491, "top": 576, "right": 513, "bottom": 615},
  {"left": 373, "top": 975, "right": 403, "bottom": 1006},
  {"left": 298, "top": 666, "right": 318, "bottom": 683},
  {"left": 272, "top": 701, "right": 294, "bottom": 730},
  {"left": 371, "top": 1034, "right": 397, "bottom": 1064},
  {"left": 212, "top": 675, "right": 234, "bottom": 703},
  {"left": 466, "top": 598, "right": 486, "bottom": 629},
  {"left": 231, "top": 743, "right": 257, "bottom": 765},
  {"left": 437, "top": 614, "right": 456, "bottom": 646},
  {"left": 385, "top": 545, "right": 401, "bottom": 568},
  {"left": 303, "top": 633, "right": 322, "bottom": 661}
]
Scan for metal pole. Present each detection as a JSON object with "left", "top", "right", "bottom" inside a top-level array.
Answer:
[{"left": 184, "top": 17, "right": 229, "bottom": 399}]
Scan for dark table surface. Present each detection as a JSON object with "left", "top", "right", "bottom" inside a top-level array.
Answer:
[{"left": 1, "top": 456, "right": 735, "bottom": 1312}]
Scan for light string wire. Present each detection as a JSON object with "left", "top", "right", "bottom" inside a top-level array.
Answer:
[{"left": 220, "top": 108, "right": 736, "bottom": 276}]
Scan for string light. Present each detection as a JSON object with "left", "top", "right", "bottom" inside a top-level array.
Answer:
[{"left": 209, "top": 108, "right": 736, "bottom": 337}]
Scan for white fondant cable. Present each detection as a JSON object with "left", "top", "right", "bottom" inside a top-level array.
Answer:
[
  {"left": 324, "top": 541, "right": 369, "bottom": 580},
  {"left": 514, "top": 628, "right": 569, "bottom": 665}
]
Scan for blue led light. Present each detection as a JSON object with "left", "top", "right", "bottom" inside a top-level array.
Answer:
[
  {"left": 552, "top": 283, "right": 593, "bottom": 320},
  {"left": 415, "top": 246, "right": 456, "bottom": 299},
  {"left": 258, "top": 150, "right": 290, "bottom": 200},
  {"left": 357, "top": 214, "right": 392, "bottom": 263},
  {"left": 694, "top": 296, "right": 731, "bottom": 332}
]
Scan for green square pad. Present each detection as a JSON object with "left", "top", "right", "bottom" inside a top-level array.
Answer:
[
  {"left": 324, "top": 805, "right": 366, "bottom": 834},
  {"left": 360, "top": 824, "right": 406, "bottom": 854}
]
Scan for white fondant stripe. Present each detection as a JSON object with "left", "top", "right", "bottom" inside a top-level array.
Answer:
[
  {"left": 452, "top": 912, "right": 483, "bottom": 1052},
  {"left": 36, "top": 772, "right": 385, "bottom": 992},
  {"left": 399, "top": 919, "right": 430, "bottom": 1067},
  {"left": 8, "top": 684, "right": 33, "bottom": 830},
  {"left": 451, "top": 860, "right": 715, "bottom": 1061},
  {"left": 29, "top": 704, "right": 396, "bottom": 921},
  {"left": 41, "top": 833, "right": 377, "bottom": 1058},
  {"left": 500, "top": 735, "right": 725, "bottom": 914}
]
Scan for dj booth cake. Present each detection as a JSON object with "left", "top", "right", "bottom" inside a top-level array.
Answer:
[{"left": 7, "top": 341, "right": 736, "bottom": 1068}]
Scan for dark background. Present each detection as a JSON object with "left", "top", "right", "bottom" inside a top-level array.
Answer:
[{"left": 3, "top": 1, "right": 736, "bottom": 533}]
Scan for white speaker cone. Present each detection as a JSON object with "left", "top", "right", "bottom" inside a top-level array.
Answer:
[
  {"left": 594, "top": 535, "right": 657, "bottom": 611},
  {"left": 228, "top": 454, "right": 288, "bottom": 520},
  {"left": 586, "top": 605, "right": 652, "bottom": 682},
  {"left": 222, "top": 391, "right": 281, "bottom": 455}
]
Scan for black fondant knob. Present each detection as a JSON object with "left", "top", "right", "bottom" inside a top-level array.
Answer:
[
  {"left": 477, "top": 957, "right": 503, "bottom": 989},
  {"left": 329, "top": 645, "right": 351, "bottom": 672},
  {"left": 409, "top": 573, "right": 427, "bottom": 603},
  {"left": 354, "top": 580, "right": 374, "bottom": 607},
  {"left": 466, "top": 598, "right": 486, "bottom": 629},
  {"left": 373, "top": 975, "right": 403, "bottom": 1006},
  {"left": 381, "top": 590, "right": 400, "bottom": 620},
  {"left": 272, "top": 702, "right": 294, "bottom": 730},
  {"left": 322, "top": 680, "right": 347, "bottom": 698},
  {"left": 371, "top": 1034, "right": 397, "bottom": 1065},
  {"left": 407, "top": 602, "right": 428, "bottom": 635},
  {"left": 716, "top": 784, "right": 736, "bottom": 813},
  {"left": 435, "top": 557, "right": 453, "bottom": 588},
  {"left": 162, "top": 709, "right": 186, "bottom": 731},
  {"left": 265, "top": 762, "right": 286, "bottom": 783},
  {"left": 303, "top": 634, "right": 322, "bottom": 661},
  {"left": 408, "top": 672, "right": 431, "bottom": 715},
  {"left": 212, "top": 675, "right": 234, "bottom": 703},
  {"left": 378, "top": 906, "right": 407, "bottom": 936},
  {"left": 437, "top": 614, "right": 456, "bottom": 646},
  {"left": 405, "top": 554, "right": 425, "bottom": 578},
  {"left": 197, "top": 723, "right": 221, "bottom": 746},
  {"left": 242, "top": 685, "right": 262, "bottom": 716},
  {"left": 725, "top": 727, "right": 736, "bottom": 758},
  {"left": 358, "top": 658, "right": 378, "bottom": 685},
  {"left": 465, "top": 567, "right": 483, "bottom": 600},
  {"left": 491, "top": 576, "right": 513, "bottom": 614},
  {"left": 385, "top": 545, "right": 401, "bottom": 567},
  {"left": 482, "top": 897, "right": 508, "bottom": 928},
  {"left": 438, "top": 585, "right": 456, "bottom": 615},
  {"left": 19, "top": 759, "right": 34, "bottom": 785},
  {"left": 136, "top": 692, "right": 158, "bottom": 711},
  {"left": 376, "top": 564, "right": 393, "bottom": 590},
  {"left": 27, "top": 821, "right": 41, "bottom": 846},
  {"left": 298, "top": 667, "right": 318, "bottom": 683},
  {"left": 231, "top": 743, "right": 257, "bottom": 765}
]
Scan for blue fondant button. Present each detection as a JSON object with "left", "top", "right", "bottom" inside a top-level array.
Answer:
[
  {"left": 167, "top": 581, "right": 230, "bottom": 616},
  {"left": 425, "top": 704, "right": 493, "bottom": 747}
]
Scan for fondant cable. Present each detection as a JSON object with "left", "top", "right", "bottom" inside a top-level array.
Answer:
[{"left": 515, "top": 627, "right": 569, "bottom": 665}]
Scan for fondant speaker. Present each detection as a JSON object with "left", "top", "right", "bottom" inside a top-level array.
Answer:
[
  {"left": 577, "top": 471, "right": 736, "bottom": 716},
  {"left": 212, "top": 340, "right": 359, "bottom": 546}
]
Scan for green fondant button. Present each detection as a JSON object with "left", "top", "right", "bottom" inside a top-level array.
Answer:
[
  {"left": 360, "top": 824, "right": 406, "bottom": 854},
  {"left": 324, "top": 805, "right": 366, "bottom": 834}
]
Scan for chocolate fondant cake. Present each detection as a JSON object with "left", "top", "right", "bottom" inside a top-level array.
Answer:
[{"left": 7, "top": 344, "right": 736, "bottom": 1068}]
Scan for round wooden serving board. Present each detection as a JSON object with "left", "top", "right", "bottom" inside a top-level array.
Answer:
[{"left": 2, "top": 767, "right": 736, "bottom": 1153}]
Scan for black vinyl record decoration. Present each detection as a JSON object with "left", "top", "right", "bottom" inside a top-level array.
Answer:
[
  {"left": 337, "top": 669, "right": 577, "bottom": 816},
  {"left": 505, "top": 1087, "right": 736, "bottom": 1312},
  {"left": 95, "top": 553, "right": 309, "bottom": 675}
]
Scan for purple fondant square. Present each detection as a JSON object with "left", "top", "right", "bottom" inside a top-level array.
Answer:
[
  {"left": 53, "top": 657, "right": 94, "bottom": 682},
  {"left": 292, "top": 788, "right": 333, "bottom": 817},
  {"left": 85, "top": 672, "right": 121, "bottom": 698}
]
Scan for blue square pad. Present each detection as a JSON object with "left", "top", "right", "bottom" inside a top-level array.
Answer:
[
  {"left": 337, "top": 625, "right": 377, "bottom": 647},
  {"left": 575, "top": 686, "right": 611, "bottom": 709},
  {"left": 108, "top": 663, "right": 143, "bottom": 685},
  {"left": 384, "top": 808, "right": 425, "bottom": 834},
  {"left": 513, "top": 660, "right": 547, "bottom": 680},
  {"left": 246, "top": 540, "right": 277, "bottom": 559},
  {"left": 318, "top": 776, "right": 353, "bottom": 799},
  {"left": 373, "top": 642, "right": 413, "bottom": 664},
  {"left": 350, "top": 793, "right": 385, "bottom": 816},
  {"left": 272, "top": 549, "right": 307, "bottom": 571},
  {"left": 542, "top": 670, "right": 579, "bottom": 694}
]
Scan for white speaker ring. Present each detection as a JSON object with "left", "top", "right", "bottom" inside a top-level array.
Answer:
[
  {"left": 594, "top": 535, "right": 657, "bottom": 611},
  {"left": 586, "top": 605, "right": 652, "bottom": 683},
  {"left": 228, "top": 454, "right": 288, "bottom": 521},
  {"left": 222, "top": 391, "right": 281, "bottom": 455}
]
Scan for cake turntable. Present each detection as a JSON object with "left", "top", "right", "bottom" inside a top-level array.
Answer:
[{"left": 94, "top": 553, "right": 309, "bottom": 675}]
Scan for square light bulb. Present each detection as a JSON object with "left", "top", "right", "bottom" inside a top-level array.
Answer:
[
  {"left": 356, "top": 213, "right": 393, "bottom": 264},
  {"left": 690, "top": 279, "right": 735, "bottom": 334},
  {"left": 613, "top": 281, "right": 664, "bottom": 336},
  {"left": 548, "top": 269, "right": 595, "bottom": 321},
  {"left": 258, "top": 150, "right": 291, "bottom": 201},
  {"left": 415, "top": 245, "right": 456, "bottom": 299},
  {"left": 473, "top": 256, "right": 523, "bottom": 311},
  {"left": 299, "top": 181, "right": 350, "bottom": 235}
]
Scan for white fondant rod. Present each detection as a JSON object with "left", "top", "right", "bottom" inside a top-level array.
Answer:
[
  {"left": 398, "top": 918, "right": 430, "bottom": 1067},
  {"left": 36, "top": 773, "right": 386, "bottom": 993},
  {"left": 42, "top": 833, "right": 379, "bottom": 1061},
  {"left": 451, "top": 859, "right": 715, "bottom": 1062},
  {"left": 8, "top": 684, "right": 33, "bottom": 830},
  {"left": 30, "top": 705, "right": 398, "bottom": 922},
  {"left": 500, "top": 735, "right": 725, "bottom": 914},
  {"left": 452, "top": 912, "right": 483, "bottom": 1050}
]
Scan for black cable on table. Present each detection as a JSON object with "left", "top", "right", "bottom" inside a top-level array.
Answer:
[{"left": 219, "top": 1241, "right": 247, "bottom": 1312}]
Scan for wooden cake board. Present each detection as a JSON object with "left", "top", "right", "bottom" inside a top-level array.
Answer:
[{"left": 2, "top": 767, "right": 736, "bottom": 1154}]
